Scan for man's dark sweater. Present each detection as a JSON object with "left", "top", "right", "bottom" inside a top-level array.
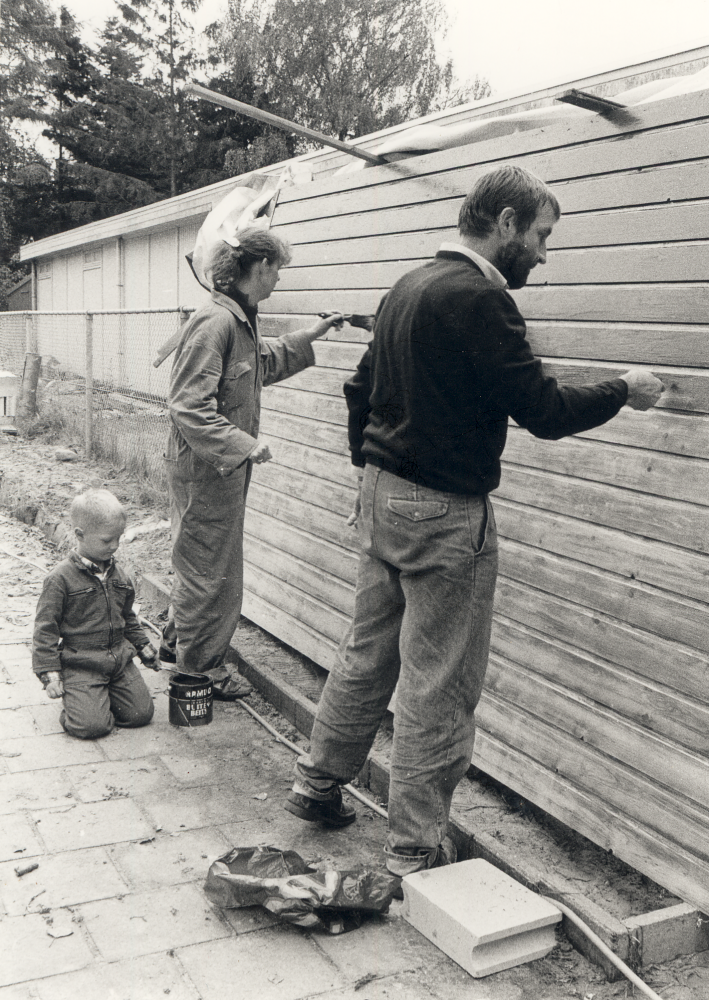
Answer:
[{"left": 344, "top": 250, "right": 628, "bottom": 495}]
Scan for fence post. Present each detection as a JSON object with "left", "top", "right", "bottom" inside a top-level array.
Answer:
[
  {"left": 85, "top": 312, "right": 93, "bottom": 458},
  {"left": 17, "top": 353, "right": 41, "bottom": 425},
  {"left": 25, "top": 312, "right": 37, "bottom": 353}
]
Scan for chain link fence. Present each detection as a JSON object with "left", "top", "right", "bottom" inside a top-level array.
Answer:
[{"left": 0, "top": 309, "right": 192, "bottom": 484}]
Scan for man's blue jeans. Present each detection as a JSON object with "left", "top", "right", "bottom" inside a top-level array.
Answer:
[{"left": 295, "top": 464, "right": 498, "bottom": 876}]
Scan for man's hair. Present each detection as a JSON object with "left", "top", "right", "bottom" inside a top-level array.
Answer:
[
  {"left": 70, "top": 489, "right": 125, "bottom": 529},
  {"left": 209, "top": 227, "right": 293, "bottom": 297},
  {"left": 458, "top": 165, "right": 560, "bottom": 238}
]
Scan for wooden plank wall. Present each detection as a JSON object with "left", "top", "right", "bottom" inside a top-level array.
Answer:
[{"left": 246, "top": 88, "right": 709, "bottom": 914}]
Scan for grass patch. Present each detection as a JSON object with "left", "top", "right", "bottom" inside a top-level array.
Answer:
[{"left": 37, "top": 381, "right": 169, "bottom": 487}]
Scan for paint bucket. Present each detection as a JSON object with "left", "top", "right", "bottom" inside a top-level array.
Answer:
[{"left": 168, "top": 672, "right": 213, "bottom": 727}]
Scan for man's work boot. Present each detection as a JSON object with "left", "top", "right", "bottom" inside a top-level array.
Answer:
[
  {"left": 211, "top": 673, "right": 253, "bottom": 700},
  {"left": 206, "top": 663, "right": 252, "bottom": 700},
  {"left": 284, "top": 786, "right": 356, "bottom": 827}
]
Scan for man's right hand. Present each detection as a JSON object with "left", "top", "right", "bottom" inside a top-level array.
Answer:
[
  {"left": 620, "top": 369, "right": 665, "bottom": 410},
  {"left": 249, "top": 440, "right": 273, "bottom": 464}
]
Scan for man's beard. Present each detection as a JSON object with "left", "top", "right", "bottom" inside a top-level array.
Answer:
[{"left": 494, "top": 237, "right": 533, "bottom": 289}]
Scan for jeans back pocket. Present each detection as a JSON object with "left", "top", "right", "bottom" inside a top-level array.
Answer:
[{"left": 386, "top": 498, "right": 449, "bottom": 521}]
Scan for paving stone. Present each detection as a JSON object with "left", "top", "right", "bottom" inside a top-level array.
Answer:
[
  {"left": 159, "top": 751, "right": 259, "bottom": 787},
  {"left": 177, "top": 928, "right": 345, "bottom": 1000},
  {"left": 219, "top": 902, "right": 280, "bottom": 935},
  {"left": 181, "top": 711, "right": 266, "bottom": 754},
  {"left": 32, "top": 798, "right": 153, "bottom": 853},
  {"left": 0, "top": 650, "right": 33, "bottom": 684},
  {"left": 159, "top": 753, "right": 218, "bottom": 784},
  {"left": 0, "top": 770, "right": 75, "bottom": 815},
  {"left": 20, "top": 953, "right": 201, "bottom": 1000},
  {"left": 28, "top": 703, "right": 65, "bottom": 736},
  {"left": 415, "top": 957, "right": 525, "bottom": 1000},
  {"left": 0, "top": 846, "right": 129, "bottom": 915},
  {"left": 109, "top": 827, "right": 231, "bottom": 890},
  {"left": 64, "top": 757, "right": 175, "bottom": 803},
  {"left": 0, "top": 983, "right": 35, "bottom": 999},
  {"left": 77, "top": 882, "right": 231, "bottom": 961},
  {"left": 0, "top": 709, "right": 38, "bottom": 740},
  {"left": 0, "top": 812, "right": 44, "bottom": 862},
  {"left": 100, "top": 723, "right": 193, "bottom": 761},
  {"left": 0, "top": 679, "right": 46, "bottom": 710},
  {"left": 314, "top": 912, "right": 441, "bottom": 981},
  {"left": 0, "top": 734, "right": 106, "bottom": 773},
  {"left": 136, "top": 783, "right": 254, "bottom": 833},
  {"left": 0, "top": 912, "right": 93, "bottom": 986},
  {"left": 147, "top": 687, "right": 171, "bottom": 721},
  {"left": 311, "top": 971, "right": 439, "bottom": 999}
]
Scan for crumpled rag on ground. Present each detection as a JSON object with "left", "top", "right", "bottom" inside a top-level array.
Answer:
[{"left": 204, "top": 845, "right": 399, "bottom": 934}]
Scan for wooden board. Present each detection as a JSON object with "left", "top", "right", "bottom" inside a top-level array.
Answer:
[
  {"left": 493, "top": 576, "right": 709, "bottom": 705},
  {"left": 290, "top": 231, "right": 709, "bottom": 288},
  {"left": 496, "top": 464, "right": 709, "bottom": 554},
  {"left": 244, "top": 533, "right": 354, "bottom": 616},
  {"left": 246, "top": 507, "right": 358, "bottom": 585},
  {"left": 503, "top": 427, "right": 709, "bottom": 504},
  {"left": 275, "top": 90, "right": 709, "bottom": 214},
  {"left": 490, "top": 615, "right": 709, "bottom": 755},
  {"left": 280, "top": 246, "right": 709, "bottom": 291},
  {"left": 479, "top": 669, "right": 709, "bottom": 842},
  {"left": 243, "top": 590, "right": 337, "bottom": 670},
  {"left": 526, "top": 321, "right": 709, "bottom": 369},
  {"left": 497, "top": 536, "right": 709, "bottom": 654},
  {"left": 494, "top": 497, "right": 709, "bottom": 605},
  {"left": 573, "top": 407, "right": 709, "bottom": 459},
  {"left": 244, "top": 560, "right": 350, "bottom": 644},
  {"left": 262, "top": 385, "right": 348, "bottom": 426},
  {"left": 247, "top": 481, "right": 358, "bottom": 552},
  {"left": 276, "top": 196, "right": 709, "bottom": 250}
]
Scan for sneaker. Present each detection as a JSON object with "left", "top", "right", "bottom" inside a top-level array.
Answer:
[{"left": 284, "top": 787, "right": 356, "bottom": 827}]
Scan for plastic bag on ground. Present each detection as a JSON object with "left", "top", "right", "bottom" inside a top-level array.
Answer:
[{"left": 204, "top": 845, "right": 399, "bottom": 934}]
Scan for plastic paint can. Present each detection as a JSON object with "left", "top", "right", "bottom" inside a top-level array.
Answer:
[{"left": 168, "top": 672, "right": 213, "bottom": 727}]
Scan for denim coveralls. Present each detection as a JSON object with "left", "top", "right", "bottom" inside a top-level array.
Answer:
[{"left": 165, "top": 290, "right": 316, "bottom": 675}]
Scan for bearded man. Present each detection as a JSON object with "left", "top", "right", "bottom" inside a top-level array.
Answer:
[{"left": 285, "top": 165, "right": 664, "bottom": 882}]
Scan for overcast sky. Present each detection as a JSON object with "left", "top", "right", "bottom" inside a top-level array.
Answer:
[{"left": 57, "top": 0, "right": 709, "bottom": 101}]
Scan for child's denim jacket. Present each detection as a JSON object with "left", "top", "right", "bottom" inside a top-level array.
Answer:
[{"left": 32, "top": 552, "right": 150, "bottom": 676}]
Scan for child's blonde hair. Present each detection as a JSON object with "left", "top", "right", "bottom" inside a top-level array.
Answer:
[{"left": 70, "top": 489, "right": 126, "bottom": 529}]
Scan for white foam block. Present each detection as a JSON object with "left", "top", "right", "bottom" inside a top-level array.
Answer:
[{"left": 401, "top": 858, "right": 562, "bottom": 978}]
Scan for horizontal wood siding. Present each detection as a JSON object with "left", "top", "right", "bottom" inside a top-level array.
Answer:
[{"left": 242, "top": 87, "right": 709, "bottom": 913}]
